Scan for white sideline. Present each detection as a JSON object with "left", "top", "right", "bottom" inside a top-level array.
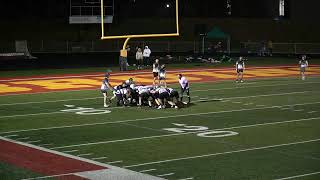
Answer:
[
  {"left": 0, "top": 81, "right": 319, "bottom": 107},
  {"left": 51, "top": 116, "right": 320, "bottom": 149},
  {"left": 124, "top": 138, "right": 320, "bottom": 168},
  {"left": 275, "top": 171, "right": 320, "bottom": 180},
  {"left": 2, "top": 101, "right": 320, "bottom": 135},
  {"left": 0, "top": 90, "right": 315, "bottom": 120},
  {"left": 139, "top": 169, "right": 157, "bottom": 173},
  {"left": 0, "top": 136, "right": 165, "bottom": 180},
  {"left": 157, "top": 173, "right": 175, "bottom": 177}
]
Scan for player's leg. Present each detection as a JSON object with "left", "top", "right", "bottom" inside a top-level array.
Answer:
[
  {"left": 186, "top": 88, "right": 191, "bottom": 104},
  {"left": 240, "top": 70, "right": 244, "bottom": 82},
  {"left": 102, "top": 92, "right": 109, "bottom": 108}
]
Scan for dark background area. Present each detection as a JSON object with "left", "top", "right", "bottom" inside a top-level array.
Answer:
[{"left": 1, "top": 0, "right": 319, "bottom": 20}]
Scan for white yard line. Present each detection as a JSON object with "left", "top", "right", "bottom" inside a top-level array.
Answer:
[
  {"left": 38, "top": 143, "right": 53, "bottom": 147},
  {"left": 51, "top": 116, "right": 320, "bottom": 149},
  {"left": 1, "top": 81, "right": 319, "bottom": 107},
  {"left": 62, "top": 149, "right": 79, "bottom": 153},
  {"left": 3, "top": 134, "right": 18, "bottom": 138},
  {"left": 177, "top": 177, "right": 194, "bottom": 180},
  {"left": 107, "top": 160, "right": 123, "bottom": 164},
  {"left": 2, "top": 101, "right": 320, "bottom": 135},
  {"left": 157, "top": 173, "right": 175, "bottom": 177},
  {"left": 139, "top": 169, "right": 157, "bottom": 173},
  {"left": 92, "top": 157, "right": 108, "bottom": 160},
  {"left": 25, "top": 140, "right": 41, "bottom": 143},
  {"left": 0, "top": 90, "right": 314, "bottom": 120},
  {"left": 77, "top": 153, "right": 93, "bottom": 157},
  {"left": 294, "top": 109, "right": 304, "bottom": 112},
  {"left": 275, "top": 171, "right": 320, "bottom": 180},
  {"left": 124, "top": 138, "right": 320, "bottom": 168},
  {"left": 308, "top": 111, "right": 318, "bottom": 114}
]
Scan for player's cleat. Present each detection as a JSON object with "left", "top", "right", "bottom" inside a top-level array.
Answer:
[
  {"left": 174, "top": 106, "right": 179, "bottom": 109},
  {"left": 157, "top": 106, "right": 162, "bottom": 109},
  {"left": 240, "top": 80, "right": 244, "bottom": 83},
  {"left": 104, "top": 104, "right": 109, "bottom": 108},
  {"left": 182, "top": 102, "right": 188, "bottom": 105}
]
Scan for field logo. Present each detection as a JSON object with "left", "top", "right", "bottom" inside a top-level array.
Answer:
[
  {"left": 61, "top": 105, "right": 111, "bottom": 115},
  {"left": 163, "top": 123, "right": 239, "bottom": 138}
]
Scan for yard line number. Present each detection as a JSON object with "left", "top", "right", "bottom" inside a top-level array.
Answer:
[
  {"left": 61, "top": 105, "right": 111, "bottom": 115},
  {"left": 163, "top": 123, "right": 239, "bottom": 138}
]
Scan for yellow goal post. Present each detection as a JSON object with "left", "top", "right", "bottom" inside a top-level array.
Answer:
[{"left": 100, "top": 0, "right": 180, "bottom": 50}]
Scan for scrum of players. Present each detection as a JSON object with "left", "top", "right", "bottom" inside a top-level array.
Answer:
[
  {"left": 101, "top": 55, "right": 309, "bottom": 108},
  {"left": 101, "top": 75, "right": 189, "bottom": 109}
]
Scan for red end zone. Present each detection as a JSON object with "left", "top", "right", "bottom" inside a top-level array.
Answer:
[{"left": 0, "top": 138, "right": 106, "bottom": 179}]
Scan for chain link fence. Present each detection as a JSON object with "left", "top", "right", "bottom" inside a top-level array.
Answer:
[{"left": 1, "top": 40, "right": 320, "bottom": 55}]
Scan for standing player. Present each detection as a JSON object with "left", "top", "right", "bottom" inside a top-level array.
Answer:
[
  {"left": 152, "top": 59, "right": 160, "bottom": 86},
  {"left": 178, "top": 74, "right": 190, "bottom": 104},
  {"left": 236, "top": 57, "right": 245, "bottom": 83},
  {"left": 159, "top": 64, "right": 167, "bottom": 87},
  {"left": 299, "top": 55, "right": 309, "bottom": 80},
  {"left": 101, "top": 73, "right": 113, "bottom": 108}
]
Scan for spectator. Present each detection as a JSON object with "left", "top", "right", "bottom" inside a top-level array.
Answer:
[
  {"left": 143, "top": 46, "right": 151, "bottom": 66},
  {"left": 136, "top": 47, "right": 143, "bottom": 69}
]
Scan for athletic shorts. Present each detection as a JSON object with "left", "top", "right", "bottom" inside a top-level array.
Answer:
[
  {"left": 151, "top": 92, "right": 159, "bottom": 99},
  {"left": 159, "top": 92, "right": 170, "bottom": 100},
  {"left": 140, "top": 92, "right": 150, "bottom": 100},
  {"left": 101, "top": 89, "right": 108, "bottom": 94},
  {"left": 153, "top": 72, "right": 159, "bottom": 78},
  {"left": 237, "top": 69, "right": 244, "bottom": 73}
]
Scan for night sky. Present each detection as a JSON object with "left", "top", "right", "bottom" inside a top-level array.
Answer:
[{"left": 0, "top": 0, "right": 319, "bottom": 20}]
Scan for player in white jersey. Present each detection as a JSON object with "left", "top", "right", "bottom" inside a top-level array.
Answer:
[
  {"left": 100, "top": 73, "right": 113, "bottom": 107},
  {"left": 152, "top": 59, "right": 160, "bottom": 86},
  {"left": 159, "top": 64, "right": 167, "bottom": 87},
  {"left": 236, "top": 57, "right": 245, "bottom": 83},
  {"left": 178, "top": 74, "right": 190, "bottom": 104},
  {"left": 299, "top": 55, "right": 309, "bottom": 80}
]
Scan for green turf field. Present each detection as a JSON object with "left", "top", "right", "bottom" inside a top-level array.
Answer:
[{"left": 1, "top": 76, "right": 320, "bottom": 179}]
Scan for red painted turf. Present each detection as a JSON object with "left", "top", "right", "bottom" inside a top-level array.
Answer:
[{"left": 0, "top": 140, "right": 106, "bottom": 176}]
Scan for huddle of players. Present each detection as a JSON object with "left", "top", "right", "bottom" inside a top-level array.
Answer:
[{"left": 101, "top": 74, "right": 190, "bottom": 109}]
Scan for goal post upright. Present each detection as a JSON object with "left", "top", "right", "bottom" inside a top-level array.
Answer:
[{"left": 100, "top": 0, "right": 180, "bottom": 50}]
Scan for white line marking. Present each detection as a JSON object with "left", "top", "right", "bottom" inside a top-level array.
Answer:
[
  {"left": 38, "top": 143, "right": 53, "bottom": 147},
  {"left": 0, "top": 137, "right": 162, "bottom": 180},
  {"left": 62, "top": 149, "right": 79, "bottom": 153},
  {"left": 51, "top": 116, "right": 320, "bottom": 149},
  {"left": 139, "top": 169, "right": 157, "bottom": 173},
  {"left": 77, "top": 153, "right": 93, "bottom": 157},
  {"left": 26, "top": 140, "right": 41, "bottom": 143},
  {"left": 3, "top": 134, "right": 18, "bottom": 138},
  {"left": 177, "top": 178, "right": 194, "bottom": 180},
  {"left": 124, "top": 138, "right": 320, "bottom": 168},
  {"left": 157, "top": 173, "right": 175, "bottom": 177},
  {"left": 244, "top": 103, "right": 254, "bottom": 106},
  {"left": 107, "top": 160, "right": 123, "bottom": 164},
  {"left": 16, "top": 137, "right": 30, "bottom": 140},
  {"left": 232, "top": 101, "right": 242, "bottom": 104},
  {"left": 92, "top": 157, "right": 108, "bottom": 160},
  {"left": 294, "top": 109, "right": 304, "bottom": 112},
  {"left": 281, "top": 107, "right": 291, "bottom": 110},
  {"left": 1, "top": 81, "right": 319, "bottom": 107},
  {"left": 308, "top": 111, "right": 318, "bottom": 114},
  {"left": 275, "top": 171, "right": 320, "bottom": 180},
  {"left": 3, "top": 101, "right": 320, "bottom": 135}
]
